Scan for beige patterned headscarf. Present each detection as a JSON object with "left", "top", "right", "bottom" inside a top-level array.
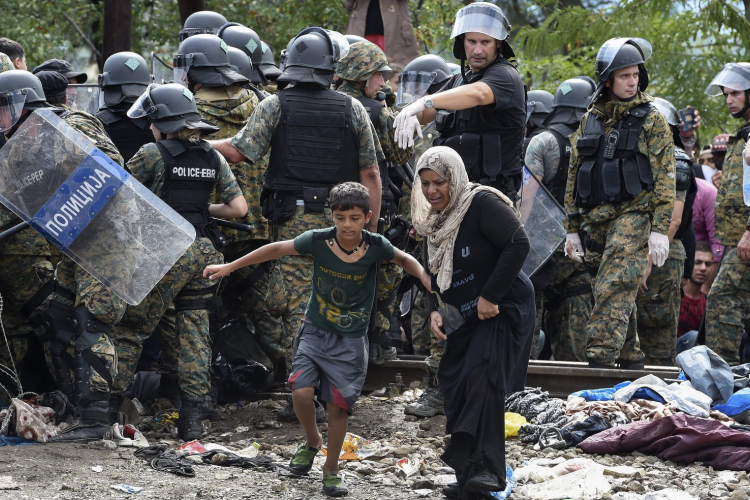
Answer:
[{"left": 412, "top": 146, "right": 517, "bottom": 293}]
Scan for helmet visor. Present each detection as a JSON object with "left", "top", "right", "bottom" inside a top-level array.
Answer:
[
  {"left": 66, "top": 84, "right": 99, "bottom": 115},
  {"left": 397, "top": 71, "right": 436, "bottom": 106},
  {"left": 327, "top": 30, "right": 350, "bottom": 61},
  {"left": 126, "top": 84, "right": 158, "bottom": 119},
  {"left": 597, "top": 38, "right": 652, "bottom": 78},
  {"left": 652, "top": 98, "right": 680, "bottom": 127},
  {"left": 450, "top": 4, "right": 510, "bottom": 41},
  {"left": 172, "top": 54, "right": 194, "bottom": 87},
  {"left": 0, "top": 90, "right": 27, "bottom": 132},
  {"left": 705, "top": 63, "right": 750, "bottom": 96},
  {"left": 151, "top": 53, "right": 174, "bottom": 85}
]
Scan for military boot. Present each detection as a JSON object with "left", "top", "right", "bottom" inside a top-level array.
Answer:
[
  {"left": 178, "top": 393, "right": 204, "bottom": 441},
  {"left": 51, "top": 396, "right": 110, "bottom": 442},
  {"left": 404, "top": 373, "right": 444, "bottom": 417},
  {"left": 108, "top": 394, "right": 123, "bottom": 425},
  {"left": 158, "top": 374, "right": 182, "bottom": 409}
]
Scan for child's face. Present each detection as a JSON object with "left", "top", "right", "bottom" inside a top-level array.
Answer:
[{"left": 333, "top": 207, "right": 371, "bottom": 241}]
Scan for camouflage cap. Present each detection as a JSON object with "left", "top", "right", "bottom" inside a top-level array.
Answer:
[
  {"left": 0, "top": 52, "right": 12, "bottom": 74},
  {"left": 335, "top": 41, "right": 391, "bottom": 82}
]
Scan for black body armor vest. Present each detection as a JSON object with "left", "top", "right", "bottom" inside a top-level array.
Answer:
[
  {"left": 574, "top": 103, "right": 655, "bottom": 209},
  {"left": 97, "top": 109, "right": 154, "bottom": 163},
  {"left": 433, "top": 58, "right": 525, "bottom": 198},
  {"left": 546, "top": 123, "right": 576, "bottom": 206},
  {"left": 265, "top": 86, "right": 359, "bottom": 195}
]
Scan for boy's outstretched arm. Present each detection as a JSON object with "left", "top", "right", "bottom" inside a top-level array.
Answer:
[
  {"left": 390, "top": 248, "right": 431, "bottom": 293},
  {"left": 204, "top": 240, "right": 299, "bottom": 280}
]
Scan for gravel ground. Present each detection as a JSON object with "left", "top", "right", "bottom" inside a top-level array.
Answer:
[{"left": 0, "top": 389, "right": 748, "bottom": 500}]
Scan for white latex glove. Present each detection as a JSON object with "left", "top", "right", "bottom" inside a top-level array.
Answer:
[
  {"left": 648, "top": 232, "right": 670, "bottom": 267},
  {"left": 565, "top": 233, "right": 585, "bottom": 263},
  {"left": 393, "top": 98, "right": 425, "bottom": 149}
]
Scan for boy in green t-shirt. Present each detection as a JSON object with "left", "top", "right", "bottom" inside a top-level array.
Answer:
[{"left": 204, "top": 182, "right": 430, "bottom": 497}]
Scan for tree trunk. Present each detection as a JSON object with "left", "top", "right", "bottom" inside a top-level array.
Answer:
[
  {"left": 102, "top": 0, "right": 132, "bottom": 65},
  {"left": 178, "top": 0, "right": 207, "bottom": 25}
]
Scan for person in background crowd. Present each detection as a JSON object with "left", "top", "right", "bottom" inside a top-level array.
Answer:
[
  {"left": 697, "top": 144, "right": 717, "bottom": 181},
  {"left": 691, "top": 175, "right": 722, "bottom": 293},
  {"left": 676, "top": 241, "right": 713, "bottom": 355},
  {"left": 0, "top": 38, "right": 26, "bottom": 70},
  {"left": 710, "top": 133, "right": 730, "bottom": 189}
]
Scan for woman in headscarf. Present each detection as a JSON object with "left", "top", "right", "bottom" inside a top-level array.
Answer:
[{"left": 413, "top": 146, "right": 535, "bottom": 500}]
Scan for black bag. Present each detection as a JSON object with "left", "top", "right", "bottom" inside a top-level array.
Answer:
[{"left": 433, "top": 292, "right": 465, "bottom": 336}]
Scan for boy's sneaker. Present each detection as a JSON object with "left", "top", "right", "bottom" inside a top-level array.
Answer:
[
  {"left": 322, "top": 471, "right": 348, "bottom": 497},
  {"left": 288, "top": 443, "right": 319, "bottom": 476}
]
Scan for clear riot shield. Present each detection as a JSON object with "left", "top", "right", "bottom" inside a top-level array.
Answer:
[
  {"left": 410, "top": 122, "right": 439, "bottom": 169},
  {"left": 0, "top": 108, "right": 195, "bottom": 305},
  {"left": 516, "top": 166, "right": 566, "bottom": 277},
  {"left": 151, "top": 52, "right": 174, "bottom": 84},
  {"left": 66, "top": 84, "right": 100, "bottom": 115}
]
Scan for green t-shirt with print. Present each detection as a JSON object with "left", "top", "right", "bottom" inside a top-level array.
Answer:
[{"left": 293, "top": 228, "right": 395, "bottom": 337}]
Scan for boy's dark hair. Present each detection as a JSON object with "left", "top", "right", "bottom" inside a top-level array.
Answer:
[
  {"left": 329, "top": 182, "right": 370, "bottom": 214},
  {"left": 0, "top": 38, "right": 25, "bottom": 63},
  {"left": 695, "top": 240, "right": 713, "bottom": 256}
]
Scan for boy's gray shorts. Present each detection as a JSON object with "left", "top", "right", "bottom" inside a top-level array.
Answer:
[{"left": 288, "top": 319, "right": 369, "bottom": 414}]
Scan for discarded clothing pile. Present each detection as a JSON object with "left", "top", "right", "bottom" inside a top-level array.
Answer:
[
  {"left": 0, "top": 391, "right": 76, "bottom": 442},
  {"left": 134, "top": 444, "right": 282, "bottom": 477},
  {"left": 567, "top": 396, "right": 678, "bottom": 426},
  {"left": 506, "top": 388, "right": 568, "bottom": 443},
  {"left": 578, "top": 414, "right": 750, "bottom": 471}
]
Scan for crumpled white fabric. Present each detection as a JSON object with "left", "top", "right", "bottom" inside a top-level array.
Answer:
[{"left": 613, "top": 374, "right": 712, "bottom": 418}]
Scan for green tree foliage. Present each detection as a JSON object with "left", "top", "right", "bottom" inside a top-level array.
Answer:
[{"left": 515, "top": 0, "right": 750, "bottom": 140}]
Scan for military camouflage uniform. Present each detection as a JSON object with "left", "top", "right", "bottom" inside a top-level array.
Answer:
[
  {"left": 564, "top": 93, "right": 676, "bottom": 366},
  {"left": 111, "top": 142, "right": 242, "bottom": 398},
  {"left": 704, "top": 124, "right": 750, "bottom": 365},
  {"left": 195, "top": 85, "right": 282, "bottom": 371},
  {"left": 230, "top": 93, "right": 379, "bottom": 371},
  {"left": 635, "top": 186, "right": 686, "bottom": 366},
  {"left": 47, "top": 110, "right": 126, "bottom": 394},
  {"left": 526, "top": 130, "right": 593, "bottom": 362}
]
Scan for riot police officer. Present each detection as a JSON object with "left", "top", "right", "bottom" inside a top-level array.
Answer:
[
  {"left": 524, "top": 77, "right": 596, "bottom": 362},
  {"left": 524, "top": 89, "right": 553, "bottom": 153},
  {"left": 218, "top": 24, "right": 270, "bottom": 102},
  {"left": 394, "top": 2, "right": 526, "bottom": 200},
  {"left": 0, "top": 70, "right": 127, "bottom": 440},
  {"left": 210, "top": 27, "right": 381, "bottom": 419},
  {"left": 564, "top": 38, "right": 675, "bottom": 369},
  {"left": 335, "top": 41, "right": 413, "bottom": 366},
  {"left": 705, "top": 62, "right": 750, "bottom": 365},
  {"left": 96, "top": 52, "right": 154, "bottom": 163},
  {"left": 109, "top": 83, "right": 246, "bottom": 440}
]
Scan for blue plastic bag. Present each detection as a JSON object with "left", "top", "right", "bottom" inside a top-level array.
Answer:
[
  {"left": 490, "top": 465, "right": 514, "bottom": 500},
  {"left": 571, "top": 381, "right": 631, "bottom": 401},
  {"left": 713, "top": 388, "right": 750, "bottom": 417}
]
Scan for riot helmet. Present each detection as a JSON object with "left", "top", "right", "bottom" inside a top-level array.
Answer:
[
  {"left": 336, "top": 41, "right": 391, "bottom": 82},
  {"left": 595, "top": 37, "right": 652, "bottom": 98},
  {"left": 258, "top": 41, "right": 282, "bottom": 82},
  {"left": 705, "top": 62, "right": 750, "bottom": 119},
  {"left": 278, "top": 38, "right": 295, "bottom": 73},
  {"left": 345, "top": 34, "right": 368, "bottom": 46},
  {"left": 446, "top": 62, "right": 462, "bottom": 76},
  {"left": 526, "top": 90, "right": 553, "bottom": 126},
  {"left": 0, "top": 70, "right": 49, "bottom": 133},
  {"left": 277, "top": 27, "right": 342, "bottom": 89},
  {"left": 217, "top": 23, "right": 267, "bottom": 85},
  {"left": 179, "top": 11, "right": 228, "bottom": 42},
  {"left": 227, "top": 47, "right": 253, "bottom": 82},
  {"left": 397, "top": 54, "right": 452, "bottom": 106},
  {"left": 450, "top": 2, "right": 514, "bottom": 60},
  {"left": 542, "top": 77, "right": 597, "bottom": 126},
  {"left": 173, "top": 34, "right": 248, "bottom": 89},
  {"left": 652, "top": 97, "right": 680, "bottom": 127},
  {"left": 127, "top": 83, "right": 219, "bottom": 135},
  {"left": 99, "top": 52, "right": 152, "bottom": 108}
]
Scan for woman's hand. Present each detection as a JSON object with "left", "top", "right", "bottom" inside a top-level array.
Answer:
[
  {"left": 477, "top": 297, "right": 499, "bottom": 320},
  {"left": 203, "top": 263, "right": 233, "bottom": 280},
  {"left": 430, "top": 311, "right": 446, "bottom": 340}
]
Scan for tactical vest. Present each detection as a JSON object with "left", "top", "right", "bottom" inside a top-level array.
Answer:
[
  {"left": 546, "top": 123, "right": 576, "bottom": 206},
  {"left": 432, "top": 58, "right": 525, "bottom": 197},
  {"left": 155, "top": 138, "right": 219, "bottom": 228},
  {"left": 265, "top": 86, "right": 359, "bottom": 195},
  {"left": 356, "top": 95, "right": 384, "bottom": 125},
  {"left": 97, "top": 109, "right": 154, "bottom": 163},
  {"left": 675, "top": 158, "right": 697, "bottom": 242},
  {"left": 574, "top": 103, "right": 655, "bottom": 209}
]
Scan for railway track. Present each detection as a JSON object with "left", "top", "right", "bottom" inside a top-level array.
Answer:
[{"left": 251, "top": 356, "right": 680, "bottom": 401}]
